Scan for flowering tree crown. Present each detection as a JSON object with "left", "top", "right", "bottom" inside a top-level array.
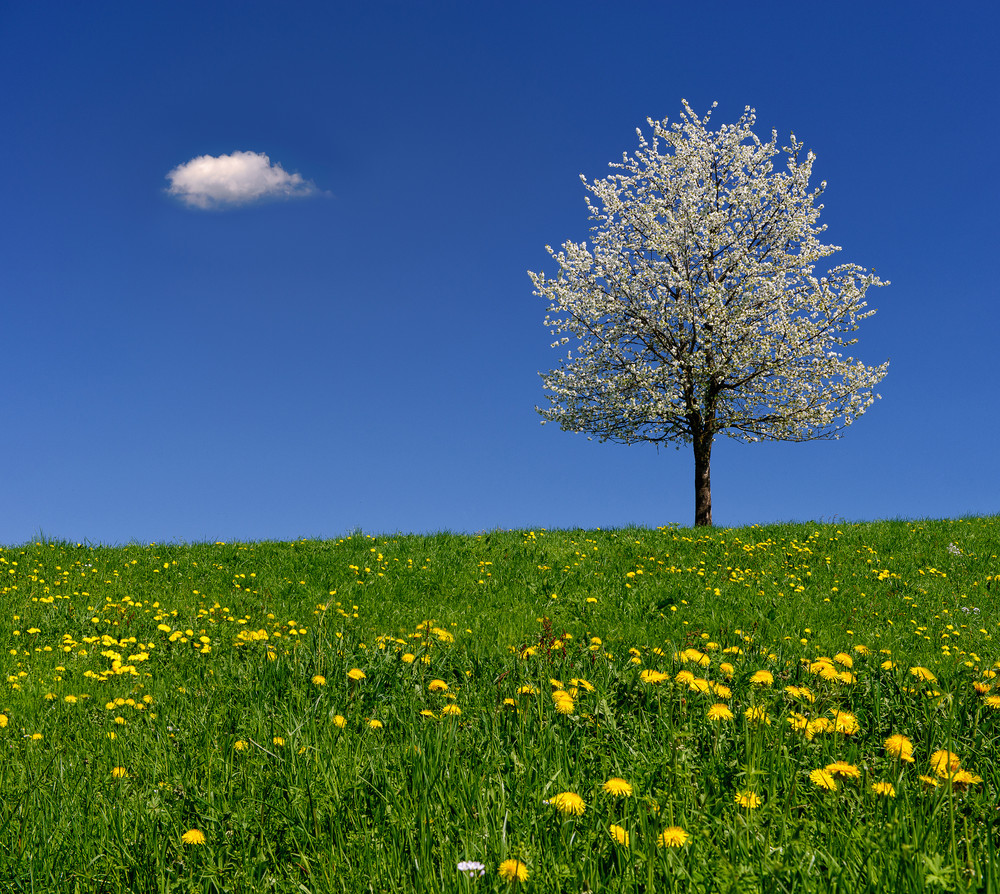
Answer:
[{"left": 530, "top": 100, "right": 888, "bottom": 448}]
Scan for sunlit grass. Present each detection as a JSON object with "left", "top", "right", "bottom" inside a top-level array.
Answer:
[{"left": 1, "top": 517, "right": 998, "bottom": 892}]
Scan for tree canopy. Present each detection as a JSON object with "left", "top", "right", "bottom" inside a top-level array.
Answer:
[{"left": 530, "top": 101, "right": 889, "bottom": 526}]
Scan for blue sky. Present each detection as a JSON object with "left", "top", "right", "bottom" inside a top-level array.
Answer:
[{"left": 2, "top": 1, "right": 997, "bottom": 544}]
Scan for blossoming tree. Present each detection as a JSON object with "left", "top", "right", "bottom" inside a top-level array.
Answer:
[{"left": 530, "top": 101, "right": 889, "bottom": 526}]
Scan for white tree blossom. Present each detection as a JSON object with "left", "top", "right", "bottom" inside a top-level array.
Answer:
[{"left": 530, "top": 101, "right": 889, "bottom": 526}]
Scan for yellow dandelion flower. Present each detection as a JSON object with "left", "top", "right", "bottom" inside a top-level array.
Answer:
[
  {"left": 570, "top": 677, "right": 595, "bottom": 692},
  {"left": 973, "top": 681, "right": 991, "bottom": 695},
  {"left": 333, "top": 714, "right": 346, "bottom": 728},
  {"left": 111, "top": 766, "right": 128, "bottom": 778},
  {"left": 817, "top": 663, "right": 840, "bottom": 681},
  {"left": 272, "top": 736, "right": 285, "bottom": 747},
  {"left": 833, "top": 652, "right": 853, "bottom": 669},
  {"left": 744, "top": 705, "right": 770, "bottom": 725},
  {"left": 952, "top": 770, "right": 983, "bottom": 788},
  {"left": 0, "top": 715, "right": 7, "bottom": 728},
  {"left": 688, "top": 678, "right": 712, "bottom": 693},
  {"left": 825, "top": 761, "right": 861, "bottom": 779},
  {"left": 181, "top": 828, "right": 206, "bottom": 845},
  {"left": 548, "top": 791, "right": 586, "bottom": 816},
  {"left": 311, "top": 675, "right": 326, "bottom": 686},
  {"left": 609, "top": 824, "right": 630, "bottom": 847},
  {"left": 871, "top": 781, "right": 896, "bottom": 797},
  {"left": 497, "top": 859, "right": 528, "bottom": 882},
  {"left": 31, "top": 733, "right": 43, "bottom": 740},
  {"left": 517, "top": 685, "right": 537, "bottom": 696},
  {"left": 919, "top": 774, "right": 939, "bottom": 787},
  {"left": 347, "top": 668, "right": 366, "bottom": 681},
  {"left": 712, "top": 683, "right": 732, "bottom": 698},
  {"left": 884, "top": 734, "right": 915, "bottom": 762},
  {"left": 657, "top": 826, "right": 689, "bottom": 847},
  {"left": 233, "top": 740, "right": 247, "bottom": 751},
  {"left": 930, "top": 750, "right": 961, "bottom": 778},
  {"left": 750, "top": 670, "right": 773, "bottom": 686},
  {"left": 552, "top": 694, "right": 575, "bottom": 715},
  {"left": 707, "top": 703, "right": 734, "bottom": 722},
  {"left": 984, "top": 695, "right": 1000, "bottom": 709},
  {"left": 881, "top": 659, "right": 897, "bottom": 670},
  {"left": 601, "top": 778, "right": 633, "bottom": 797},
  {"left": 440, "top": 704, "right": 461, "bottom": 717},
  {"left": 428, "top": 679, "right": 449, "bottom": 692},
  {"left": 734, "top": 790, "right": 761, "bottom": 809},
  {"left": 367, "top": 719, "right": 383, "bottom": 730},
  {"left": 810, "top": 769, "right": 837, "bottom": 791},
  {"left": 909, "top": 666, "right": 937, "bottom": 683},
  {"left": 674, "top": 669, "right": 696, "bottom": 685},
  {"left": 787, "top": 711, "right": 809, "bottom": 732},
  {"left": 64, "top": 695, "right": 78, "bottom": 704},
  {"left": 831, "top": 710, "right": 859, "bottom": 735},
  {"left": 401, "top": 653, "right": 416, "bottom": 663}
]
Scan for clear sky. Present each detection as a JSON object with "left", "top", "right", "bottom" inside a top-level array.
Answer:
[{"left": 2, "top": 1, "right": 997, "bottom": 545}]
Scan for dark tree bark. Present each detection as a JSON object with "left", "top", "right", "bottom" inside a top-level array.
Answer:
[
  {"left": 693, "top": 430, "right": 713, "bottom": 527},
  {"left": 690, "top": 389, "right": 716, "bottom": 526}
]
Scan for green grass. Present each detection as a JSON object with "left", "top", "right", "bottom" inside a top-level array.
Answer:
[{"left": 1, "top": 517, "right": 999, "bottom": 893}]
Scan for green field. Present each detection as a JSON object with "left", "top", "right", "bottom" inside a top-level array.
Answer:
[{"left": 2, "top": 517, "right": 999, "bottom": 892}]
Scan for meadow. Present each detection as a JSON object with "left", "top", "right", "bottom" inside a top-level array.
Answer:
[{"left": 1, "top": 517, "right": 999, "bottom": 893}]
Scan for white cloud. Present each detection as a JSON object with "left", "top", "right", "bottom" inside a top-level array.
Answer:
[{"left": 166, "top": 150, "right": 315, "bottom": 209}]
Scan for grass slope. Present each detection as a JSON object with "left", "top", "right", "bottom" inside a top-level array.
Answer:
[{"left": 1, "top": 517, "right": 998, "bottom": 892}]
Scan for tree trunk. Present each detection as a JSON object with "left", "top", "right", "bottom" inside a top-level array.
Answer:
[{"left": 693, "top": 430, "right": 713, "bottom": 527}]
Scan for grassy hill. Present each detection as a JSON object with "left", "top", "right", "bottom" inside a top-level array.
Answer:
[{"left": 2, "top": 517, "right": 998, "bottom": 892}]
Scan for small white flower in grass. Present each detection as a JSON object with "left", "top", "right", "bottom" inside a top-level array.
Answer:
[{"left": 458, "top": 860, "right": 486, "bottom": 878}]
